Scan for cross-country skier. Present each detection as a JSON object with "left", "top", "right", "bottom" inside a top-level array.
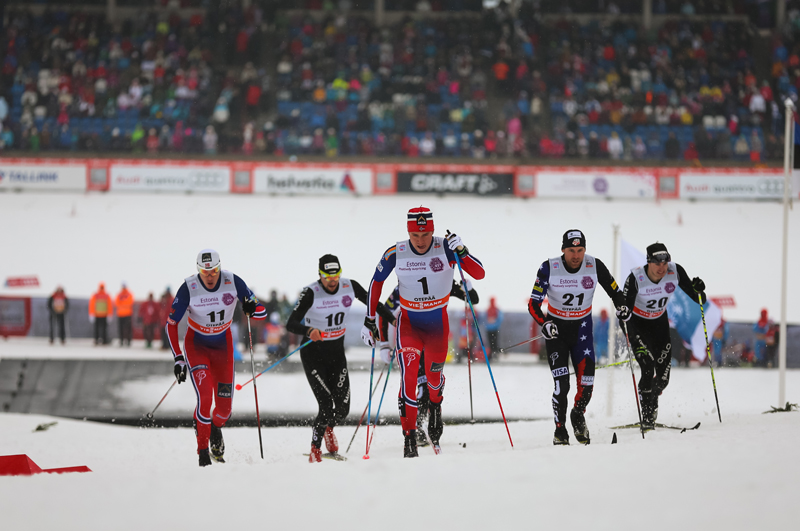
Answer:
[
  {"left": 621, "top": 242, "right": 706, "bottom": 430},
  {"left": 286, "top": 254, "right": 395, "bottom": 463},
  {"left": 377, "top": 280, "right": 479, "bottom": 447},
  {"left": 363, "top": 207, "right": 485, "bottom": 457},
  {"left": 166, "top": 249, "right": 266, "bottom": 467},
  {"left": 528, "top": 230, "right": 628, "bottom": 445}
]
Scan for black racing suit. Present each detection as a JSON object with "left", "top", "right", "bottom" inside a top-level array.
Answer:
[
  {"left": 622, "top": 263, "right": 706, "bottom": 420},
  {"left": 528, "top": 256, "right": 624, "bottom": 429},
  {"left": 287, "top": 279, "right": 393, "bottom": 449}
]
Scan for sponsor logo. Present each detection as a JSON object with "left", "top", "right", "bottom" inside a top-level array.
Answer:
[
  {"left": 399, "top": 244, "right": 406, "bottom": 252},
  {"left": 567, "top": 231, "right": 582, "bottom": 239},
  {"left": 553, "top": 262, "right": 559, "bottom": 269},
  {"left": 376, "top": 262, "right": 384, "bottom": 272},
  {"left": 222, "top": 293, "right": 235, "bottom": 305},
  {"left": 572, "top": 238, "right": 581, "bottom": 246},
  {"left": 593, "top": 177, "right": 609, "bottom": 194},
  {"left": 533, "top": 285, "right": 543, "bottom": 292},
  {"left": 0, "top": 170, "right": 59, "bottom": 183},
  {"left": 417, "top": 215, "right": 428, "bottom": 226},
  {"left": 401, "top": 349, "right": 418, "bottom": 367},
  {"left": 552, "top": 367, "right": 569, "bottom": 378},
  {"left": 201, "top": 253, "right": 212, "bottom": 262},
  {"left": 191, "top": 283, "right": 198, "bottom": 289},
  {"left": 200, "top": 297, "right": 219, "bottom": 303},
  {"left": 430, "top": 257, "right": 444, "bottom": 272},
  {"left": 195, "top": 370, "right": 207, "bottom": 387},
  {"left": 342, "top": 295, "right": 352, "bottom": 307},
  {"left": 217, "top": 383, "right": 232, "bottom": 398},
  {"left": 340, "top": 172, "right": 356, "bottom": 193},
  {"left": 665, "top": 282, "right": 675, "bottom": 293},
  {"left": 638, "top": 275, "right": 644, "bottom": 282},
  {"left": 550, "top": 352, "right": 559, "bottom": 363},
  {"left": 581, "top": 276, "right": 594, "bottom": 289},
  {"left": 581, "top": 375, "right": 594, "bottom": 386},
  {"left": 430, "top": 362, "right": 445, "bottom": 373},
  {"left": 266, "top": 175, "right": 336, "bottom": 191}
]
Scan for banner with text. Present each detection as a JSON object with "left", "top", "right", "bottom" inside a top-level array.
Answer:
[
  {"left": 0, "top": 160, "right": 87, "bottom": 191},
  {"left": 535, "top": 170, "right": 657, "bottom": 199},
  {"left": 678, "top": 172, "right": 796, "bottom": 200},
  {"left": 109, "top": 164, "right": 231, "bottom": 192},
  {"left": 396, "top": 171, "right": 514, "bottom": 196},
  {"left": 253, "top": 167, "right": 373, "bottom": 195}
]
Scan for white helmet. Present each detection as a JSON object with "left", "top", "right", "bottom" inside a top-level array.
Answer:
[{"left": 196, "top": 249, "right": 221, "bottom": 272}]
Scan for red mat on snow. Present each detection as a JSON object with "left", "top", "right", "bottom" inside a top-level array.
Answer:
[{"left": 0, "top": 454, "right": 91, "bottom": 476}]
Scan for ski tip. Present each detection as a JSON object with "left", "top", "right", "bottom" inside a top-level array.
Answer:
[
  {"left": 611, "top": 432, "right": 617, "bottom": 444},
  {"left": 235, "top": 384, "right": 243, "bottom": 391},
  {"left": 362, "top": 455, "right": 370, "bottom": 460}
]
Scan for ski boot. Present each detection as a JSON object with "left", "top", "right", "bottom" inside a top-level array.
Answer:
[
  {"left": 198, "top": 448, "right": 212, "bottom": 467},
  {"left": 404, "top": 430, "right": 419, "bottom": 458},
  {"left": 553, "top": 424, "right": 570, "bottom": 445},
  {"left": 416, "top": 408, "right": 430, "bottom": 447},
  {"left": 210, "top": 423, "right": 225, "bottom": 463},
  {"left": 308, "top": 446, "right": 322, "bottom": 463},
  {"left": 570, "top": 408, "right": 591, "bottom": 445},
  {"left": 428, "top": 401, "right": 443, "bottom": 454},
  {"left": 324, "top": 426, "right": 339, "bottom": 454},
  {"left": 640, "top": 390, "right": 656, "bottom": 432}
]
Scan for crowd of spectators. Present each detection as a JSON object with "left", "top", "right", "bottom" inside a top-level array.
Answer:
[{"left": 0, "top": 1, "right": 794, "bottom": 162}]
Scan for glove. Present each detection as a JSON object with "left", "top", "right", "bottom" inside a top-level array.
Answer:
[
  {"left": 243, "top": 296, "right": 258, "bottom": 317},
  {"left": 691, "top": 277, "right": 705, "bottom": 293},
  {"left": 361, "top": 317, "right": 379, "bottom": 347},
  {"left": 542, "top": 321, "right": 558, "bottom": 340},
  {"left": 378, "top": 341, "right": 393, "bottom": 364},
  {"left": 445, "top": 230, "right": 468, "bottom": 256},
  {"left": 616, "top": 305, "right": 632, "bottom": 322},
  {"left": 174, "top": 355, "right": 187, "bottom": 384}
]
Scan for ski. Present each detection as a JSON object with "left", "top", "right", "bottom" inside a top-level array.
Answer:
[
  {"left": 610, "top": 422, "right": 701, "bottom": 433},
  {"left": 304, "top": 452, "right": 348, "bottom": 461}
]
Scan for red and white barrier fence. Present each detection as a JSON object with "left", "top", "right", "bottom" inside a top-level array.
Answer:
[{"left": 1, "top": 157, "right": 797, "bottom": 200}]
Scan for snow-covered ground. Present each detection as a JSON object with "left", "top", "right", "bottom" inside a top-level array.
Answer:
[
  {"left": 2, "top": 334, "right": 799, "bottom": 530},
  {"left": 2, "top": 192, "right": 798, "bottom": 322}
]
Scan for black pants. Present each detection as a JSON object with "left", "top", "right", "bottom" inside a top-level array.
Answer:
[
  {"left": 143, "top": 324, "right": 156, "bottom": 347},
  {"left": 118, "top": 316, "right": 132, "bottom": 346},
  {"left": 545, "top": 315, "right": 596, "bottom": 427},
  {"left": 94, "top": 317, "right": 108, "bottom": 345},
  {"left": 487, "top": 329, "right": 500, "bottom": 357},
  {"left": 49, "top": 313, "right": 66, "bottom": 343},
  {"left": 300, "top": 339, "right": 351, "bottom": 448},
  {"left": 625, "top": 315, "right": 672, "bottom": 397}
]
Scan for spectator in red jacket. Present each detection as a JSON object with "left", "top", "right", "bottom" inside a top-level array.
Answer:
[{"left": 139, "top": 292, "right": 160, "bottom": 349}]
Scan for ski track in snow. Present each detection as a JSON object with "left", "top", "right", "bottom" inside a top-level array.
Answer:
[{"left": 1, "top": 340, "right": 799, "bottom": 530}]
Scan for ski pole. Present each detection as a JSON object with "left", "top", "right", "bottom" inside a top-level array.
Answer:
[
  {"left": 620, "top": 322, "right": 645, "bottom": 440},
  {"left": 698, "top": 294, "right": 722, "bottom": 423},
  {"left": 363, "top": 346, "right": 376, "bottom": 460},
  {"left": 569, "top": 358, "right": 630, "bottom": 376},
  {"left": 345, "top": 363, "right": 386, "bottom": 453},
  {"left": 449, "top": 234, "right": 513, "bottom": 448},
  {"left": 464, "top": 302, "right": 475, "bottom": 423},
  {"left": 145, "top": 380, "right": 177, "bottom": 420},
  {"left": 246, "top": 318, "right": 264, "bottom": 459},
  {"left": 367, "top": 354, "right": 395, "bottom": 453},
  {"left": 235, "top": 339, "right": 313, "bottom": 390},
  {"left": 498, "top": 334, "right": 544, "bottom": 353}
]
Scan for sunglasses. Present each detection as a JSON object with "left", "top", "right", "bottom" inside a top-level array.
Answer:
[
  {"left": 319, "top": 269, "right": 341, "bottom": 279},
  {"left": 648, "top": 252, "right": 671, "bottom": 264},
  {"left": 198, "top": 266, "right": 221, "bottom": 276}
]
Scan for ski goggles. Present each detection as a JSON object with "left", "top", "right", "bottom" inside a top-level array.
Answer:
[
  {"left": 198, "top": 265, "right": 221, "bottom": 276},
  {"left": 647, "top": 251, "right": 671, "bottom": 264},
  {"left": 318, "top": 269, "right": 341, "bottom": 279}
]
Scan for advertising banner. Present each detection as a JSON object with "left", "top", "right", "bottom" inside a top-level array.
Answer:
[
  {"left": 679, "top": 172, "right": 794, "bottom": 200},
  {"left": 253, "top": 167, "right": 373, "bottom": 195},
  {"left": 0, "top": 160, "right": 87, "bottom": 191},
  {"left": 396, "top": 171, "right": 514, "bottom": 196},
  {"left": 0, "top": 297, "right": 31, "bottom": 337},
  {"left": 535, "top": 170, "right": 657, "bottom": 199},
  {"left": 109, "top": 164, "right": 231, "bottom": 192}
]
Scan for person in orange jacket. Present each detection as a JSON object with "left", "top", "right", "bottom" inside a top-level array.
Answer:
[
  {"left": 89, "top": 283, "right": 114, "bottom": 345},
  {"left": 115, "top": 283, "right": 135, "bottom": 347}
]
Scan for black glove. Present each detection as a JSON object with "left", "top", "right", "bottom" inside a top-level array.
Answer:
[
  {"left": 242, "top": 295, "right": 258, "bottom": 317},
  {"left": 691, "top": 277, "right": 705, "bottom": 293},
  {"left": 616, "top": 305, "right": 632, "bottom": 322},
  {"left": 542, "top": 320, "right": 558, "bottom": 340},
  {"left": 361, "top": 317, "right": 379, "bottom": 347},
  {"left": 174, "top": 355, "right": 187, "bottom": 384}
]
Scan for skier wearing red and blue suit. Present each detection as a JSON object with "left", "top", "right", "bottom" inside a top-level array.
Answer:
[
  {"left": 167, "top": 249, "right": 266, "bottom": 467},
  {"left": 362, "top": 207, "right": 485, "bottom": 457}
]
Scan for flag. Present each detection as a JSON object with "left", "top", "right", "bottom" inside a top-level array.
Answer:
[{"left": 621, "top": 239, "right": 720, "bottom": 362}]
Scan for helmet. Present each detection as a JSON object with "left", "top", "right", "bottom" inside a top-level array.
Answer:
[{"left": 196, "top": 249, "right": 221, "bottom": 272}]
